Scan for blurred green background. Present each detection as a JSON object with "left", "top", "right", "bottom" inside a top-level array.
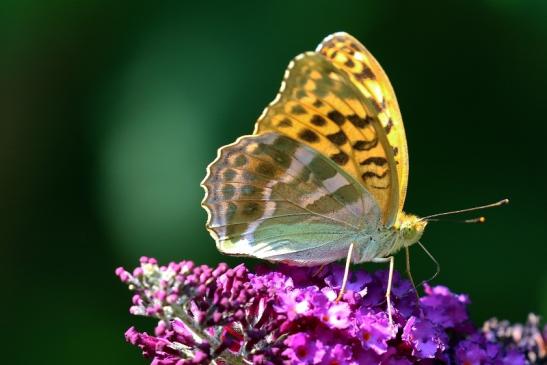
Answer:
[{"left": 2, "top": 1, "right": 546, "bottom": 363}]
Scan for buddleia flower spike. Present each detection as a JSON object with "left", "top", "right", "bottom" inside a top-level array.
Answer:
[{"left": 117, "top": 258, "right": 540, "bottom": 364}]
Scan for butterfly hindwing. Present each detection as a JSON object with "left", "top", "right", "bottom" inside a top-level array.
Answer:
[
  {"left": 317, "top": 32, "right": 409, "bottom": 220},
  {"left": 254, "top": 51, "right": 401, "bottom": 225},
  {"left": 201, "top": 133, "right": 382, "bottom": 265}
]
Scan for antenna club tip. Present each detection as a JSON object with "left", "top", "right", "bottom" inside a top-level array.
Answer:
[{"left": 422, "top": 198, "right": 509, "bottom": 221}]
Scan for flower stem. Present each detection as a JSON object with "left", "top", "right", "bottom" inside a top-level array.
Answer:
[{"left": 173, "top": 306, "right": 250, "bottom": 365}]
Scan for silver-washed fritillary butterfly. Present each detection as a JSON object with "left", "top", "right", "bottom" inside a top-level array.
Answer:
[{"left": 201, "top": 32, "right": 507, "bottom": 325}]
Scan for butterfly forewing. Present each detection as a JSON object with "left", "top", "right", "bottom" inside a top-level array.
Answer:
[
  {"left": 201, "top": 133, "right": 381, "bottom": 265},
  {"left": 254, "top": 51, "right": 400, "bottom": 225},
  {"left": 317, "top": 32, "right": 409, "bottom": 219}
]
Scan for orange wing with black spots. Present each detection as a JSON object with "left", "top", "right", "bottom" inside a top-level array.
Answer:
[
  {"left": 317, "top": 32, "right": 409, "bottom": 218},
  {"left": 254, "top": 50, "right": 402, "bottom": 226}
]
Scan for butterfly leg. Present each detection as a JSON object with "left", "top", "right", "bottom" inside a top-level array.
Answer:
[
  {"left": 312, "top": 264, "right": 327, "bottom": 278},
  {"left": 372, "top": 256, "right": 395, "bottom": 327},
  {"left": 335, "top": 242, "right": 355, "bottom": 302},
  {"left": 405, "top": 246, "right": 420, "bottom": 302}
]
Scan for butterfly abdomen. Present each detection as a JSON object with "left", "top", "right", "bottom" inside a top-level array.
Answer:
[{"left": 353, "top": 229, "right": 398, "bottom": 263}]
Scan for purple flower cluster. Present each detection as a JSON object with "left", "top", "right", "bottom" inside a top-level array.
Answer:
[
  {"left": 482, "top": 314, "right": 547, "bottom": 364},
  {"left": 116, "top": 258, "right": 541, "bottom": 364}
]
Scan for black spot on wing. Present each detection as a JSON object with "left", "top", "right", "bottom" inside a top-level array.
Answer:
[
  {"left": 241, "top": 202, "right": 263, "bottom": 219},
  {"left": 226, "top": 202, "right": 237, "bottom": 219},
  {"left": 310, "top": 115, "right": 326, "bottom": 127},
  {"left": 355, "top": 67, "right": 375, "bottom": 80},
  {"left": 330, "top": 151, "right": 349, "bottom": 165},
  {"left": 369, "top": 98, "right": 382, "bottom": 113},
  {"left": 353, "top": 139, "right": 378, "bottom": 151},
  {"left": 233, "top": 155, "right": 247, "bottom": 167},
  {"left": 327, "top": 110, "right": 345, "bottom": 125},
  {"left": 359, "top": 157, "right": 388, "bottom": 166},
  {"left": 385, "top": 119, "right": 394, "bottom": 134},
  {"left": 298, "top": 129, "right": 319, "bottom": 143},
  {"left": 222, "top": 184, "right": 236, "bottom": 200},
  {"left": 277, "top": 118, "right": 292, "bottom": 128},
  {"left": 348, "top": 114, "right": 372, "bottom": 128},
  {"left": 242, "top": 171, "right": 257, "bottom": 182},
  {"left": 362, "top": 171, "right": 388, "bottom": 180},
  {"left": 223, "top": 169, "right": 236, "bottom": 180},
  {"left": 291, "top": 104, "right": 307, "bottom": 115},
  {"left": 326, "top": 131, "right": 347, "bottom": 145}
]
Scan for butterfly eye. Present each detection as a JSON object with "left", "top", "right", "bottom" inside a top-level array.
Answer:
[{"left": 402, "top": 226, "right": 414, "bottom": 240}]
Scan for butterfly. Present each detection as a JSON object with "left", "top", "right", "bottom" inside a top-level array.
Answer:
[{"left": 201, "top": 32, "right": 506, "bottom": 325}]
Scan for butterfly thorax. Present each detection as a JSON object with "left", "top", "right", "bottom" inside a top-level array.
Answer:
[
  {"left": 388, "top": 212, "right": 427, "bottom": 255},
  {"left": 352, "top": 212, "right": 425, "bottom": 264}
]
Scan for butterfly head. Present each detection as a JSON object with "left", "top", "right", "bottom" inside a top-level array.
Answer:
[{"left": 397, "top": 212, "right": 427, "bottom": 248}]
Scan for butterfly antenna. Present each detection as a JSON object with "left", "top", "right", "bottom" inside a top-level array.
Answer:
[
  {"left": 420, "top": 198, "right": 509, "bottom": 222},
  {"left": 427, "top": 216, "right": 486, "bottom": 224},
  {"left": 416, "top": 241, "right": 440, "bottom": 287}
]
